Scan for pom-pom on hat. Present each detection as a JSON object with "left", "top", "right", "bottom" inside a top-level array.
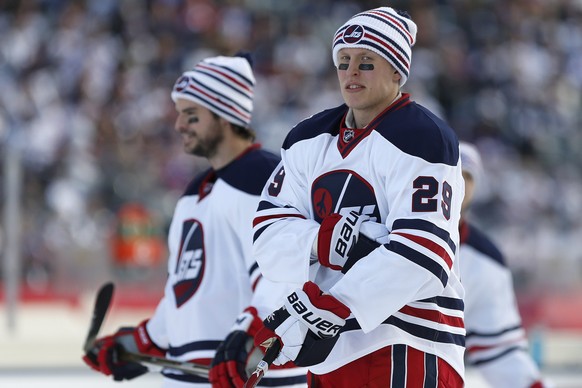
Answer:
[
  {"left": 332, "top": 7, "right": 417, "bottom": 87},
  {"left": 171, "top": 55, "right": 255, "bottom": 127}
]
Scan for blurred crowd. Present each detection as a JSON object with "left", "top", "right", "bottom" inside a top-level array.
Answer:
[{"left": 0, "top": 0, "right": 581, "bottom": 295}]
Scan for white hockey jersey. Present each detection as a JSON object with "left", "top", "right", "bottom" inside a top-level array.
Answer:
[
  {"left": 460, "top": 220, "right": 543, "bottom": 388},
  {"left": 253, "top": 94, "right": 466, "bottom": 378},
  {"left": 146, "top": 144, "right": 307, "bottom": 387}
]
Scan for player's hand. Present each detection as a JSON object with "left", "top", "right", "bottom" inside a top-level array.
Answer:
[
  {"left": 254, "top": 282, "right": 350, "bottom": 367},
  {"left": 82, "top": 319, "right": 165, "bottom": 381},
  {"left": 210, "top": 307, "right": 264, "bottom": 388},
  {"left": 317, "top": 211, "right": 370, "bottom": 270}
]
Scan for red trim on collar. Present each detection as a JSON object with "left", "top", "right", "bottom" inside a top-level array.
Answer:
[
  {"left": 198, "top": 170, "right": 217, "bottom": 201},
  {"left": 337, "top": 94, "right": 411, "bottom": 158},
  {"left": 233, "top": 143, "right": 261, "bottom": 162},
  {"left": 199, "top": 143, "right": 261, "bottom": 200}
]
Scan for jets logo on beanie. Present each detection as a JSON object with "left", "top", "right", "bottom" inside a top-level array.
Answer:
[
  {"left": 332, "top": 7, "right": 418, "bottom": 87},
  {"left": 171, "top": 55, "right": 255, "bottom": 127}
]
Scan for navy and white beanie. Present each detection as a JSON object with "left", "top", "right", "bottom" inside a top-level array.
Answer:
[
  {"left": 332, "top": 7, "right": 418, "bottom": 86},
  {"left": 171, "top": 55, "right": 255, "bottom": 127},
  {"left": 460, "top": 141, "right": 483, "bottom": 186}
]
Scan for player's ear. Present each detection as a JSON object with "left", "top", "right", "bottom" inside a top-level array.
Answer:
[
  {"left": 218, "top": 116, "right": 231, "bottom": 129},
  {"left": 392, "top": 70, "right": 401, "bottom": 83}
]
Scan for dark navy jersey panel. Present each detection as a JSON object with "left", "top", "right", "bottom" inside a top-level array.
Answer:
[
  {"left": 465, "top": 222, "right": 506, "bottom": 267},
  {"left": 281, "top": 100, "right": 458, "bottom": 166},
  {"left": 182, "top": 149, "right": 280, "bottom": 197},
  {"left": 282, "top": 105, "right": 348, "bottom": 150},
  {"left": 374, "top": 102, "right": 459, "bottom": 165},
  {"left": 217, "top": 148, "right": 281, "bottom": 195},
  {"left": 184, "top": 167, "right": 213, "bottom": 197}
]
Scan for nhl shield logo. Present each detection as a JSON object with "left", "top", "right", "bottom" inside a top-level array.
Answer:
[{"left": 343, "top": 129, "right": 355, "bottom": 143}]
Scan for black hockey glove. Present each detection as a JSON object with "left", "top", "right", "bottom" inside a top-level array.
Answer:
[
  {"left": 82, "top": 319, "right": 165, "bottom": 381},
  {"left": 209, "top": 307, "right": 264, "bottom": 388}
]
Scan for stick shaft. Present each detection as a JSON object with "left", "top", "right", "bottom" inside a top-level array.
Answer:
[
  {"left": 243, "top": 338, "right": 281, "bottom": 388},
  {"left": 120, "top": 350, "right": 210, "bottom": 378}
]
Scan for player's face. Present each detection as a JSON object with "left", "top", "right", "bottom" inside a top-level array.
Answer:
[
  {"left": 174, "top": 98, "right": 224, "bottom": 158},
  {"left": 336, "top": 48, "right": 401, "bottom": 126}
]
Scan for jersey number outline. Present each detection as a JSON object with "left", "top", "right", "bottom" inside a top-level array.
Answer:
[
  {"left": 412, "top": 176, "right": 452, "bottom": 220},
  {"left": 268, "top": 166, "right": 285, "bottom": 197}
]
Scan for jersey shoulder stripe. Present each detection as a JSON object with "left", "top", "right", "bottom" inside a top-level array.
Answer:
[
  {"left": 463, "top": 222, "right": 506, "bottom": 266},
  {"left": 282, "top": 105, "right": 347, "bottom": 150},
  {"left": 375, "top": 101, "right": 459, "bottom": 165}
]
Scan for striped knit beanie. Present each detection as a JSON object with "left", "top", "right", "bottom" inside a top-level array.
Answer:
[
  {"left": 332, "top": 7, "right": 417, "bottom": 87},
  {"left": 459, "top": 141, "right": 483, "bottom": 187},
  {"left": 171, "top": 55, "right": 255, "bottom": 127}
]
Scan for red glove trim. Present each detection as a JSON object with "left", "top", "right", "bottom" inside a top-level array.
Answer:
[
  {"left": 82, "top": 354, "right": 101, "bottom": 373},
  {"left": 303, "top": 281, "right": 350, "bottom": 319},
  {"left": 97, "top": 336, "right": 117, "bottom": 376},
  {"left": 254, "top": 326, "right": 280, "bottom": 351},
  {"left": 133, "top": 320, "right": 165, "bottom": 357},
  {"left": 243, "top": 307, "right": 264, "bottom": 337},
  {"left": 317, "top": 214, "right": 343, "bottom": 270}
]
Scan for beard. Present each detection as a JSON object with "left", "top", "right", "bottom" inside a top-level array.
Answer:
[{"left": 187, "top": 123, "right": 224, "bottom": 159}]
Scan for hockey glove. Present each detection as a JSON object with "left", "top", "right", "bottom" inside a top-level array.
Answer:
[
  {"left": 341, "top": 221, "right": 390, "bottom": 273},
  {"left": 209, "top": 307, "right": 264, "bottom": 388},
  {"left": 254, "top": 282, "right": 350, "bottom": 367},
  {"left": 318, "top": 211, "right": 370, "bottom": 270},
  {"left": 82, "top": 319, "right": 165, "bottom": 381}
]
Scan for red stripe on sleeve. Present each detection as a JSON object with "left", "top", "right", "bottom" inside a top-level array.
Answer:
[
  {"left": 399, "top": 305, "right": 464, "bottom": 328},
  {"left": 392, "top": 232, "right": 453, "bottom": 269},
  {"left": 252, "top": 213, "right": 306, "bottom": 227}
]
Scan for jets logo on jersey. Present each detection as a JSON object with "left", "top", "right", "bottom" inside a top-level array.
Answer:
[
  {"left": 311, "top": 170, "right": 380, "bottom": 222},
  {"left": 173, "top": 219, "right": 205, "bottom": 308}
]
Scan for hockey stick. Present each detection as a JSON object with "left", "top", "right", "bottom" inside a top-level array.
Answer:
[
  {"left": 243, "top": 337, "right": 282, "bottom": 388},
  {"left": 83, "top": 282, "right": 209, "bottom": 378},
  {"left": 83, "top": 282, "right": 115, "bottom": 353},
  {"left": 120, "top": 350, "right": 210, "bottom": 377}
]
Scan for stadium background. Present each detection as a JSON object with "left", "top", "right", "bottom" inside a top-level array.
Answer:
[{"left": 1, "top": 0, "right": 581, "bottom": 386}]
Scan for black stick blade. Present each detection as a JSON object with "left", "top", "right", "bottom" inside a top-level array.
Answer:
[{"left": 83, "top": 282, "right": 115, "bottom": 353}]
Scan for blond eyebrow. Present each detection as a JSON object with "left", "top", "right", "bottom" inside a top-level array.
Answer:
[
  {"left": 338, "top": 49, "right": 377, "bottom": 58},
  {"left": 180, "top": 106, "right": 198, "bottom": 114}
]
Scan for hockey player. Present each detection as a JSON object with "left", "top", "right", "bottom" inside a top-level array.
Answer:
[
  {"left": 459, "top": 141, "right": 546, "bottom": 388},
  {"left": 82, "top": 54, "right": 307, "bottom": 387},
  {"left": 252, "top": 7, "right": 465, "bottom": 387}
]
